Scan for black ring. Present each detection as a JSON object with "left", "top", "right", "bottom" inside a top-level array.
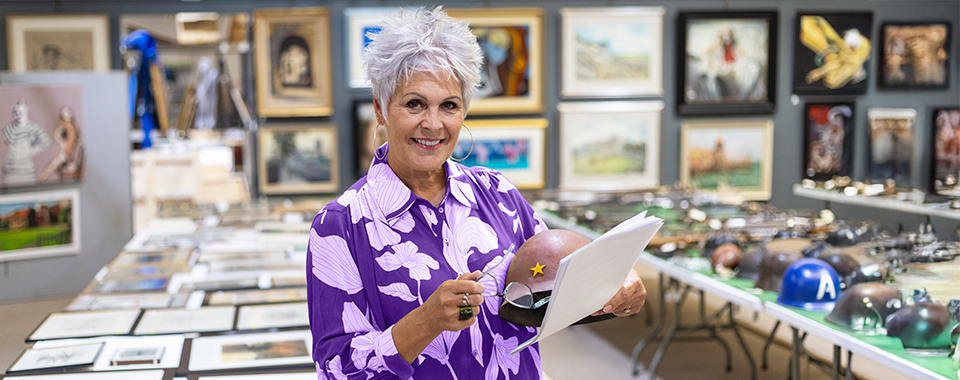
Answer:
[{"left": 458, "top": 306, "right": 474, "bottom": 321}]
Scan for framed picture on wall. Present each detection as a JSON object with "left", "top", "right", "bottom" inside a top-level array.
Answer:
[
  {"left": 931, "top": 108, "right": 960, "bottom": 194},
  {"left": 445, "top": 8, "right": 544, "bottom": 115},
  {"left": 5, "top": 14, "right": 110, "bottom": 72},
  {"left": 677, "top": 11, "right": 777, "bottom": 115},
  {"left": 879, "top": 22, "right": 951, "bottom": 89},
  {"left": 258, "top": 123, "right": 339, "bottom": 195},
  {"left": 680, "top": 119, "right": 774, "bottom": 201},
  {"left": 793, "top": 12, "right": 873, "bottom": 95},
  {"left": 455, "top": 118, "right": 547, "bottom": 189},
  {"left": 867, "top": 108, "right": 916, "bottom": 186},
  {"left": 253, "top": 8, "right": 333, "bottom": 117},
  {"left": 557, "top": 101, "right": 662, "bottom": 191},
  {"left": 802, "top": 102, "right": 855, "bottom": 181},
  {"left": 344, "top": 8, "right": 395, "bottom": 89},
  {"left": 353, "top": 101, "right": 386, "bottom": 177},
  {"left": 559, "top": 7, "right": 664, "bottom": 97},
  {"left": 0, "top": 189, "right": 80, "bottom": 263}
]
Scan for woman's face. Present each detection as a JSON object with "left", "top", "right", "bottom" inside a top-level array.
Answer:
[{"left": 376, "top": 70, "right": 465, "bottom": 179}]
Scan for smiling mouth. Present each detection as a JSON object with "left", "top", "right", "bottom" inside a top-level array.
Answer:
[{"left": 413, "top": 138, "right": 442, "bottom": 147}]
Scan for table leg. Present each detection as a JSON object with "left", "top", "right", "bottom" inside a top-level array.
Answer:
[
  {"left": 728, "top": 305, "right": 757, "bottom": 380},
  {"left": 844, "top": 350, "right": 854, "bottom": 380},
  {"left": 761, "top": 320, "right": 780, "bottom": 370},
  {"left": 832, "top": 345, "right": 841, "bottom": 380},
  {"left": 632, "top": 273, "right": 668, "bottom": 376},
  {"left": 790, "top": 327, "right": 801, "bottom": 380},
  {"left": 647, "top": 284, "right": 691, "bottom": 378}
]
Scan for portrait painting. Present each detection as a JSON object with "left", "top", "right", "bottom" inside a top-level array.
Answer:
[
  {"left": 453, "top": 118, "right": 547, "bottom": 189},
  {"left": 6, "top": 14, "right": 110, "bottom": 72},
  {"left": 931, "top": 108, "right": 960, "bottom": 194},
  {"left": 258, "top": 123, "right": 339, "bottom": 195},
  {"left": 794, "top": 12, "right": 873, "bottom": 95},
  {"left": 880, "top": 22, "right": 951, "bottom": 89},
  {"left": 560, "top": 7, "right": 664, "bottom": 97},
  {"left": 0, "top": 189, "right": 79, "bottom": 263},
  {"left": 677, "top": 11, "right": 777, "bottom": 115},
  {"left": 353, "top": 101, "right": 386, "bottom": 177},
  {"left": 680, "top": 119, "right": 773, "bottom": 201},
  {"left": 558, "top": 101, "right": 663, "bottom": 191},
  {"left": 803, "top": 102, "right": 855, "bottom": 181},
  {"left": 867, "top": 108, "right": 915, "bottom": 186},
  {"left": 0, "top": 84, "right": 86, "bottom": 187}
]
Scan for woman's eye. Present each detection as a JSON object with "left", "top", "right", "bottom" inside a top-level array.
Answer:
[
  {"left": 405, "top": 100, "right": 423, "bottom": 108},
  {"left": 442, "top": 102, "right": 459, "bottom": 110}
]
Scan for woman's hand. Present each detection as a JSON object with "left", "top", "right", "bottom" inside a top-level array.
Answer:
[{"left": 592, "top": 268, "right": 646, "bottom": 317}]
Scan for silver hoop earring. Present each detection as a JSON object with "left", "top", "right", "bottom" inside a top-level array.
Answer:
[
  {"left": 374, "top": 124, "right": 387, "bottom": 161},
  {"left": 450, "top": 124, "right": 474, "bottom": 163}
]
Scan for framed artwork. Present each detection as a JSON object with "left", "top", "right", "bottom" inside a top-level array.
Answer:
[
  {"left": 206, "top": 288, "right": 308, "bottom": 306},
  {"left": 133, "top": 306, "right": 236, "bottom": 335},
  {"left": 931, "top": 108, "right": 960, "bottom": 194},
  {"left": 253, "top": 8, "right": 333, "bottom": 117},
  {"left": 867, "top": 108, "right": 915, "bottom": 186},
  {"left": 677, "top": 11, "right": 777, "bottom": 115},
  {"left": 28, "top": 309, "right": 141, "bottom": 341},
  {"left": 8, "top": 342, "right": 103, "bottom": 372},
  {"left": 5, "top": 14, "right": 110, "bottom": 72},
  {"left": 557, "top": 101, "right": 663, "bottom": 191},
  {"left": 192, "top": 372, "right": 316, "bottom": 380},
  {"left": 560, "top": 7, "right": 664, "bottom": 97},
  {"left": 454, "top": 118, "right": 547, "bottom": 189},
  {"left": 0, "top": 84, "right": 86, "bottom": 187},
  {"left": 258, "top": 123, "right": 339, "bottom": 195},
  {"left": 794, "top": 12, "right": 873, "bottom": 95},
  {"left": 112, "top": 250, "right": 194, "bottom": 267},
  {"left": 187, "top": 330, "right": 313, "bottom": 372},
  {"left": 344, "top": 8, "right": 396, "bottom": 89},
  {"left": 353, "top": 101, "right": 385, "bottom": 177},
  {"left": 110, "top": 346, "right": 165, "bottom": 366},
  {"left": 802, "top": 102, "right": 855, "bottom": 181},
  {"left": 1, "top": 369, "right": 167, "bottom": 380},
  {"left": 66, "top": 293, "right": 185, "bottom": 311},
  {"left": 91, "top": 277, "right": 169, "bottom": 293},
  {"left": 879, "top": 22, "right": 951, "bottom": 89},
  {"left": 680, "top": 119, "right": 774, "bottom": 201},
  {"left": 0, "top": 189, "right": 80, "bottom": 262},
  {"left": 446, "top": 8, "right": 544, "bottom": 115},
  {"left": 236, "top": 302, "right": 309, "bottom": 330}
]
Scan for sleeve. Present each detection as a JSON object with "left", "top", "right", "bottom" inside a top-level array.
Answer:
[{"left": 308, "top": 207, "right": 415, "bottom": 380}]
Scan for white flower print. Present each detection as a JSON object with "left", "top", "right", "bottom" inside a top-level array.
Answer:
[
  {"left": 479, "top": 249, "right": 514, "bottom": 316},
  {"left": 341, "top": 302, "right": 373, "bottom": 334},
  {"left": 442, "top": 203, "right": 498, "bottom": 273},
  {"left": 351, "top": 331, "right": 378, "bottom": 369},
  {"left": 495, "top": 172, "right": 516, "bottom": 193},
  {"left": 310, "top": 232, "right": 362, "bottom": 294},
  {"left": 367, "top": 162, "right": 412, "bottom": 219},
  {"left": 365, "top": 218, "right": 401, "bottom": 251},
  {"left": 498, "top": 202, "right": 521, "bottom": 234},
  {"left": 324, "top": 357, "right": 347, "bottom": 380},
  {"left": 337, "top": 189, "right": 357, "bottom": 208},
  {"left": 449, "top": 178, "right": 477, "bottom": 207},
  {"left": 486, "top": 333, "right": 521, "bottom": 380},
  {"left": 378, "top": 283, "right": 417, "bottom": 302},
  {"left": 469, "top": 320, "right": 484, "bottom": 366},
  {"left": 389, "top": 211, "right": 415, "bottom": 233},
  {"left": 376, "top": 241, "right": 439, "bottom": 281},
  {"left": 422, "top": 330, "right": 462, "bottom": 379},
  {"left": 420, "top": 205, "right": 438, "bottom": 236}
]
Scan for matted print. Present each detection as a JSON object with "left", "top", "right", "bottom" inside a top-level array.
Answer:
[
  {"left": 453, "top": 118, "right": 547, "bottom": 189},
  {"left": 206, "top": 287, "right": 308, "bottom": 306},
  {"left": 5, "top": 14, "right": 110, "bottom": 72},
  {"left": 258, "top": 123, "right": 339, "bottom": 195},
  {"left": 236, "top": 302, "right": 309, "bottom": 330},
  {"left": 0, "top": 189, "right": 79, "bottom": 262},
  {"left": 188, "top": 330, "right": 312, "bottom": 371},
  {"left": 28, "top": 309, "right": 141, "bottom": 341},
  {"left": 880, "top": 22, "right": 951, "bottom": 89},
  {"left": 344, "top": 8, "right": 394, "bottom": 89},
  {"left": 794, "top": 12, "right": 873, "bottom": 95},
  {"left": 133, "top": 306, "right": 236, "bottom": 335},
  {"left": 8, "top": 342, "right": 103, "bottom": 372},
  {"left": 1, "top": 369, "right": 166, "bottom": 380},
  {"left": 867, "top": 108, "right": 915, "bottom": 186},
  {"left": 680, "top": 119, "right": 774, "bottom": 201},
  {"left": 932, "top": 108, "right": 960, "bottom": 194},
  {"left": 803, "top": 102, "right": 855, "bottom": 181}
]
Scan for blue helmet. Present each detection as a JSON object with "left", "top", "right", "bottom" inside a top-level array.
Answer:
[{"left": 777, "top": 258, "right": 842, "bottom": 311}]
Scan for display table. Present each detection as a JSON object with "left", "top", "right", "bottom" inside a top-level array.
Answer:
[{"left": 792, "top": 184, "right": 960, "bottom": 221}]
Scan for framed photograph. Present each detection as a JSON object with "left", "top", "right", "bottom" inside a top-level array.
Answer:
[
  {"left": 1, "top": 369, "right": 167, "bottom": 380},
  {"left": 66, "top": 293, "right": 185, "bottom": 311},
  {"left": 236, "top": 301, "right": 309, "bottom": 330},
  {"left": 868, "top": 108, "right": 916, "bottom": 186},
  {"left": 560, "top": 7, "right": 664, "bottom": 97},
  {"left": 354, "top": 101, "right": 386, "bottom": 177},
  {"left": 677, "top": 11, "right": 777, "bottom": 115},
  {"left": 192, "top": 372, "right": 316, "bottom": 380},
  {"left": 187, "top": 330, "right": 313, "bottom": 372},
  {"left": 206, "top": 288, "right": 308, "bottom": 306},
  {"left": 28, "top": 309, "right": 141, "bottom": 341},
  {"left": 0, "top": 189, "right": 80, "bottom": 262},
  {"left": 931, "top": 108, "right": 960, "bottom": 194},
  {"left": 134, "top": 306, "right": 236, "bottom": 335},
  {"left": 557, "top": 101, "right": 663, "bottom": 191},
  {"left": 101, "top": 265, "right": 191, "bottom": 280},
  {"left": 446, "top": 8, "right": 544, "bottom": 115},
  {"left": 5, "top": 14, "right": 110, "bottom": 72},
  {"left": 8, "top": 342, "right": 103, "bottom": 372},
  {"left": 253, "top": 8, "right": 333, "bottom": 117},
  {"left": 793, "top": 12, "right": 873, "bottom": 95},
  {"left": 179, "top": 277, "right": 260, "bottom": 293},
  {"left": 454, "top": 118, "right": 547, "bottom": 189},
  {"left": 680, "top": 119, "right": 774, "bottom": 201},
  {"left": 112, "top": 250, "right": 194, "bottom": 267},
  {"left": 91, "top": 277, "right": 169, "bottom": 293},
  {"left": 25, "top": 334, "right": 185, "bottom": 371},
  {"left": 879, "top": 22, "right": 951, "bottom": 89},
  {"left": 344, "top": 8, "right": 396, "bottom": 89},
  {"left": 802, "top": 102, "right": 855, "bottom": 181},
  {"left": 110, "top": 346, "right": 165, "bottom": 366},
  {"left": 258, "top": 123, "right": 339, "bottom": 195}
]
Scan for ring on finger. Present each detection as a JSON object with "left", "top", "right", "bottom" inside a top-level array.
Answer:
[
  {"left": 622, "top": 307, "right": 632, "bottom": 313},
  {"left": 462, "top": 293, "right": 470, "bottom": 306}
]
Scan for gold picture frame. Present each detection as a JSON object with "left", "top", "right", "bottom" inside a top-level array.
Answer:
[
  {"left": 456, "top": 118, "right": 548, "bottom": 189},
  {"left": 5, "top": 14, "right": 110, "bottom": 72},
  {"left": 253, "top": 8, "right": 333, "bottom": 117},
  {"left": 258, "top": 123, "right": 339, "bottom": 195},
  {"left": 680, "top": 119, "right": 774, "bottom": 201}
]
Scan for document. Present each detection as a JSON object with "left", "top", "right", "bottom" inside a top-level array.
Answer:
[{"left": 512, "top": 211, "right": 663, "bottom": 354}]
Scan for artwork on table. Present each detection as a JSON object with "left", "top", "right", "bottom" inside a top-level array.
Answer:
[
  {"left": 794, "top": 12, "right": 873, "bottom": 95},
  {"left": 28, "top": 309, "right": 141, "bottom": 341},
  {"left": 112, "top": 250, "right": 194, "bottom": 267},
  {"left": 677, "top": 11, "right": 777, "bottom": 115},
  {"left": 879, "top": 22, "right": 951, "bottom": 89},
  {"left": 92, "top": 277, "right": 169, "bottom": 293},
  {"left": 453, "top": 118, "right": 547, "bottom": 189},
  {"left": 354, "top": 101, "right": 386, "bottom": 177},
  {"left": 559, "top": 7, "right": 664, "bottom": 97},
  {"left": 1, "top": 369, "right": 166, "bottom": 380},
  {"left": 5, "top": 14, "right": 110, "bottom": 72},
  {"left": 932, "top": 108, "right": 960, "bottom": 194},
  {"left": 194, "top": 372, "right": 317, "bottom": 380},
  {"left": 188, "top": 330, "right": 313, "bottom": 371},
  {"left": 134, "top": 306, "right": 236, "bottom": 335},
  {"left": 867, "top": 108, "right": 916, "bottom": 186},
  {"left": 8, "top": 342, "right": 103, "bottom": 372},
  {"left": 236, "top": 301, "right": 309, "bottom": 330},
  {"left": 109, "top": 346, "right": 165, "bottom": 366},
  {"left": 206, "top": 287, "right": 308, "bottom": 306},
  {"left": 0, "top": 84, "right": 86, "bottom": 187},
  {"left": 557, "top": 101, "right": 663, "bottom": 191},
  {"left": 0, "top": 189, "right": 79, "bottom": 263},
  {"left": 66, "top": 293, "right": 185, "bottom": 311},
  {"left": 253, "top": 8, "right": 332, "bottom": 117},
  {"left": 802, "top": 102, "right": 855, "bottom": 181},
  {"left": 258, "top": 123, "right": 338, "bottom": 195},
  {"left": 445, "top": 8, "right": 544, "bottom": 114},
  {"left": 680, "top": 119, "right": 774, "bottom": 201}
]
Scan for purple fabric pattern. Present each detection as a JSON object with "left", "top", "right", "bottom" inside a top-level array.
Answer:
[{"left": 308, "top": 144, "right": 547, "bottom": 380}]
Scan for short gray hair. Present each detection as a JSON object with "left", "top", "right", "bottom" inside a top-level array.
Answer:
[{"left": 364, "top": 7, "right": 482, "bottom": 120}]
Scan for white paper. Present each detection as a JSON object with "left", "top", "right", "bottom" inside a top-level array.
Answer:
[
  {"left": 31, "top": 335, "right": 185, "bottom": 371},
  {"left": 134, "top": 306, "right": 235, "bottom": 335},
  {"left": 3, "top": 370, "right": 166, "bottom": 380},
  {"left": 198, "top": 373, "right": 316, "bottom": 380},
  {"left": 512, "top": 212, "right": 663, "bottom": 354},
  {"left": 188, "top": 330, "right": 312, "bottom": 371},
  {"left": 237, "top": 302, "right": 309, "bottom": 330},
  {"left": 9, "top": 342, "right": 103, "bottom": 372},
  {"left": 30, "top": 309, "right": 141, "bottom": 341}
]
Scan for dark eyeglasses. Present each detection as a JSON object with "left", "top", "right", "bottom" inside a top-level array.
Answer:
[{"left": 475, "top": 246, "right": 550, "bottom": 310}]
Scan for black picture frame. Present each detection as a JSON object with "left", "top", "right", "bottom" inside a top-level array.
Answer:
[
  {"left": 802, "top": 102, "right": 856, "bottom": 181},
  {"left": 793, "top": 12, "right": 873, "bottom": 96},
  {"left": 353, "top": 99, "right": 384, "bottom": 179},
  {"left": 878, "top": 21, "right": 951, "bottom": 89},
  {"left": 677, "top": 10, "right": 778, "bottom": 116},
  {"left": 929, "top": 107, "right": 960, "bottom": 194}
]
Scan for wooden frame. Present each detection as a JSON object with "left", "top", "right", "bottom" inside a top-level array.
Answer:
[
  {"left": 931, "top": 107, "right": 960, "bottom": 195},
  {"left": 446, "top": 8, "right": 544, "bottom": 115},
  {"left": 257, "top": 123, "right": 339, "bottom": 195},
  {"left": 793, "top": 12, "right": 874, "bottom": 95},
  {"left": 802, "top": 102, "right": 855, "bottom": 181},
  {"left": 680, "top": 119, "right": 774, "bottom": 201},
  {"left": 5, "top": 14, "right": 110, "bottom": 72},
  {"left": 560, "top": 7, "right": 665, "bottom": 97},
  {"left": 867, "top": 108, "right": 916, "bottom": 186},
  {"left": 558, "top": 101, "right": 663, "bottom": 191},
  {"left": 353, "top": 100, "right": 384, "bottom": 177},
  {"left": 456, "top": 118, "right": 548, "bottom": 189},
  {"left": 879, "top": 21, "right": 951, "bottom": 89},
  {"left": 0, "top": 189, "right": 80, "bottom": 262},
  {"left": 253, "top": 8, "right": 332, "bottom": 117},
  {"left": 676, "top": 11, "right": 777, "bottom": 115}
]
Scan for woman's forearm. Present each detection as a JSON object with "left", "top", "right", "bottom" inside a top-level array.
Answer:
[{"left": 391, "top": 306, "right": 441, "bottom": 363}]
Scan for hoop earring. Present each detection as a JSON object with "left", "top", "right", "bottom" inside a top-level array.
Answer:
[
  {"left": 374, "top": 124, "right": 387, "bottom": 161},
  {"left": 450, "top": 124, "right": 474, "bottom": 162}
]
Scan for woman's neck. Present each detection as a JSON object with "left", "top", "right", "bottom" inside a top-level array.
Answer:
[{"left": 390, "top": 161, "right": 447, "bottom": 207}]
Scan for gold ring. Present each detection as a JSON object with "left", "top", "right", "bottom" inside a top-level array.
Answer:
[{"left": 623, "top": 307, "right": 632, "bottom": 313}]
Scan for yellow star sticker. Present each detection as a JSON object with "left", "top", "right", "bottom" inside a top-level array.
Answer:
[{"left": 530, "top": 263, "right": 545, "bottom": 277}]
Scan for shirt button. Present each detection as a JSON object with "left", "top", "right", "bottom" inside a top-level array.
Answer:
[
  {"left": 444, "top": 238, "right": 449, "bottom": 244},
  {"left": 439, "top": 208, "right": 443, "bottom": 213}
]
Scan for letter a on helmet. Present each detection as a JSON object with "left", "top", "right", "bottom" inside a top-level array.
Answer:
[{"left": 817, "top": 276, "right": 837, "bottom": 300}]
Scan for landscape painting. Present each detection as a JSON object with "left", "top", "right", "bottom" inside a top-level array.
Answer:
[
  {"left": 681, "top": 119, "right": 773, "bottom": 200},
  {"left": 0, "top": 189, "right": 79, "bottom": 262}
]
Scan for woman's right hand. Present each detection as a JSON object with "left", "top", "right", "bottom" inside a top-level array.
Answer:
[{"left": 419, "top": 271, "right": 486, "bottom": 333}]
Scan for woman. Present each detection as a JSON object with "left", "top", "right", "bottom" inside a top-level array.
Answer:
[{"left": 307, "top": 8, "right": 645, "bottom": 379}]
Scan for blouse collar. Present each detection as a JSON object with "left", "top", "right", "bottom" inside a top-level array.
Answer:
[{"left": 368, "top": 144, "right": 476, "bottom": 221}]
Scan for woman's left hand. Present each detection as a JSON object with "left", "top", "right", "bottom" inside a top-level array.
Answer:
[{"left": 592, "top": 268, "right": 645, "bottom": 317}]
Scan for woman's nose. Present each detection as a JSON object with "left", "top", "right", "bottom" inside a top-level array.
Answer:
[{"left": 421, "top": 108, "right": 443, "bottom": 130}]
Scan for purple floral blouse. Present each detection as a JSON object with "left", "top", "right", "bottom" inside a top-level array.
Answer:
[{"left": 308, "top": 145, "right": 547, "bottom": 380}]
